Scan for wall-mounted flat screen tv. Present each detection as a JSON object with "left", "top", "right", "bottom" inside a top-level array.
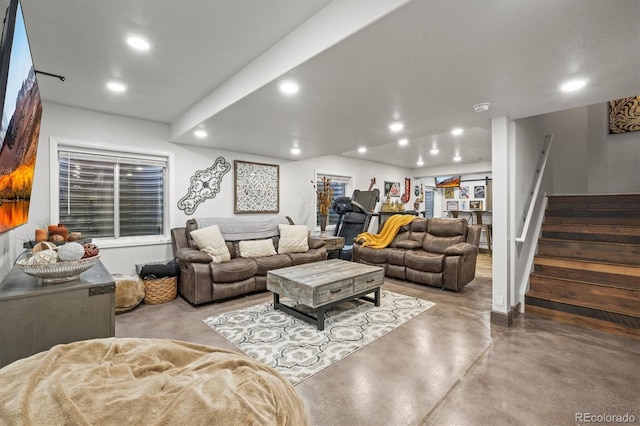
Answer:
[
  {"left": 434, "top": 176, "right": 460, "bottom": 188},
  {"left": 0, "top": 0, "right": 42, "bottom": 234}
]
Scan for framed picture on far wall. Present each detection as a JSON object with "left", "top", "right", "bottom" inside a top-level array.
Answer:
[
  {"left": 459, "top": 186, "right": 469, "bottom": 199},
  {"left": 474, "top": 186, "right": 485, "bottom": 198},
  {"left": 446, "top": 201, "right": 459, "bottom": 211},
  {"left": 444, "top": 188, "right": 455, "bottom": 199},
  {"left": 470, "top": 200, "right": 483, "bottom": 210},
  {"left": 384, "top": 181, "right": 401, "bottom": 198}
]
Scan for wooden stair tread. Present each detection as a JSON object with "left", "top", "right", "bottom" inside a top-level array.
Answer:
[
  {"left": 534, "top": 255, "right": 640, "bottom": 275},
  {"left": 546, "top": 194, "right": 640, "bottom": 211},
  {"left": 543, "top": 216, "right": 640, "bottom": 225},
  {"left": 529, "top": 271, "right": 640, "bottom": 291},
  {"left": 536, "top": 240, "right": 640, "bottom": 266},
  {"left": 526, "top": 292, "right": 639, "bottom": 319},
  {"left": 538, "top": 237, "right": 640, "bottom": 247},
  {"left": 525, "top": 304, "right": 640, "bottom": 338},
  {"left": 531, "top": 266, "right": 640, "bottom": 290},
  {"left": 541, "top": 223, "right": 640, "bottom": 235},
  {"left": 526, "top": 280, "right": 639, "bottom": 318}
]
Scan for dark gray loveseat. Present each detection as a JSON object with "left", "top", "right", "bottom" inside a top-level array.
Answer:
[{"left": 171, "top": 216, "right": 327, "bottom": 305}]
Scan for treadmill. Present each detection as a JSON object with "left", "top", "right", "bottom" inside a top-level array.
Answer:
[{"left": 331, "top": 189, "right": 380, "bottom": 260}]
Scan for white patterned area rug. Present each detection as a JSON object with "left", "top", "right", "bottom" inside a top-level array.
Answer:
[{"left": 203, "top": 290, "right": 434, "bottom": 385}]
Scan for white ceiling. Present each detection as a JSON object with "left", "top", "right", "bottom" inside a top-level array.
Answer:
[{"left": 19, "top": 0, "right": 640, "bottom": 170}]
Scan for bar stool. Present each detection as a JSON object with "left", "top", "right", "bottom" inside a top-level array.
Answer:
[{"left": 473, "top": 211, "right": 492, "bottom": 255}]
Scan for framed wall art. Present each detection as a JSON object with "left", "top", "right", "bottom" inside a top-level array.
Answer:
[
  {"left": 444, "top": 188, "right": 455, "bottom": 199},
  {"left": 470, "top": 200, "right": 483, "bottom": 210},
  {"left": 459, "top": 186, "right": 469, "bottom": 199},
  {"left": 474, "top": 186, "right": 485, "bottom": 198},
  {"left": 609, "top": 95, "right": 640, "bottom": 134},
  {"left": 384, "top": 181, "right": 401, "bottom": 197},
  {"left": 446, "top": 201, "right": 459, "bottom": 211},
  {"left": 234, "top": 160, "right": 279, "bottom": 214}
]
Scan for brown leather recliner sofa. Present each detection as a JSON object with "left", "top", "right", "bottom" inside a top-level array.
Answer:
[
  {"left": 353, "top": 217, "right": 480, "bottom": 291},
  {"left": 171, "top": 216, "right": 327, "bottom": 305}
]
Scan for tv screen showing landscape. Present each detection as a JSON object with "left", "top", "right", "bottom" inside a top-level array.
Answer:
[
  {"left": 434, "top": 176, "right": 460, "bottom": 188},
  {"left": 0, "top": 0, "right": 42, "bottom": 234}
]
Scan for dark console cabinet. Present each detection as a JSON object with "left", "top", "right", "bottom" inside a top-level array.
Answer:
[{"left": 0, "top": 261, "right": 115, "bottom": 368}]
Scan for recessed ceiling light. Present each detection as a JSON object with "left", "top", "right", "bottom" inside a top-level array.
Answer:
[
  {"left": 473, "top": 102, "right": 490, "bottom": 112},
  {"left": 194, "top": 129, "right": 207, "bottom": 138},
  {"left": 291, "top": 148, "right": 300, "bottom": 155},
  {"left": 560, "top": 79, "right": 586, "bottom": 92},
  {"left": 430, "top": 148, "right": 439, "bottom": 155},
  {"left": 398, "top": 138, "right": 408, "bottom": 146},
  {"left": 451, "top": 128, "right": 463, "bottom": 136},
  {"left": 417, "top": 159, "right": 424, "bottom": 166},
  {"left": 389, "top": 121, "right": 404, "bottom": 132},
  {"left": 453, "top": 155, "right": 462, "bottom": 162},
  {"left": 358, "top": 147, "right": 367, "bottom": 153},
  {"left": 126, "top": 35, "right": 150, "bottom": 51},
  {"left": 107, "top": 81, "right": 126, "bottom": 92},
  {"left": 278, "top": 80, "right": 299, "bottom": 95}
]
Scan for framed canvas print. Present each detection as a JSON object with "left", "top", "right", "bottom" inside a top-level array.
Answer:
[
  {"left": 234, "top": 160, "right": 279, "bottom": 213},
  {"left": 446, "top": 201, "right": 458, "bottom": 211},
  {"left": 459, "top": 186, "right": 469, "bottom": 199},
  {"left": 474, "top": 186, "right": 485, "bottom": 198},
  {"left": 384, "top": 181, "right": 401, "bottom": 197},
  {"left": 470, "top": 200, "right": 483, "bottom": 210},
  {"left": 444, "top": 188, "right": 455, "bottom": 199},
  {"left": 609, "top": 95, "right": 640, "bottom": 134}
]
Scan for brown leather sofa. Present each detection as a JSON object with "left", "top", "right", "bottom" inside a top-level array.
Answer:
[
  {"left": 171, "top": 216, "right": 327, "bottom": 305},
  {"left": 353, "top": 217, "right": 480, "bottom": 291}
]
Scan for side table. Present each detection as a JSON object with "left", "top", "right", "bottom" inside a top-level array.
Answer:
[
  {"left": 0, "top": 261, "right": 115, "bottom": 368},
  {"left": 318, "top": 235, "right": 345, "bottom": 259}
]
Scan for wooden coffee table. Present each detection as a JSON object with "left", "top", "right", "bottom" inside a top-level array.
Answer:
[{"left": 267, "top": 259, "right": 384, "bottom": 330}]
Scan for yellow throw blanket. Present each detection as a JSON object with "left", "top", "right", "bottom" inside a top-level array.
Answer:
[{"left": 356, "top": 214, "right": 417, "bottom": 248}]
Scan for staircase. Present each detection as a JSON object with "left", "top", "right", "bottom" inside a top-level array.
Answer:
[{"left": 525, "top": 194, "right": 640, "bottom": 337}]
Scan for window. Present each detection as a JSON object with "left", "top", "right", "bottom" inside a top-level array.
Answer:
[
  {"left": 52, "top": 139, "right": 171, "bottom": 246},
  {"left": 315, "top": 173, "right": 351, "bottom": 227}
]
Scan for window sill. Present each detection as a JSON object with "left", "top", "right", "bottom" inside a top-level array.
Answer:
[{"left": 93, "top": 236, "right": 172, "bottom": 249}]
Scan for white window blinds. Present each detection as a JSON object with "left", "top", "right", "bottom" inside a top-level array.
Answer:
[{"left": 58, "top": 149, "right": 166, "bottom": 239}]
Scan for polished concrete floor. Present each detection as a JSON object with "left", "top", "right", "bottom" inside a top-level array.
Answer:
[{"left": 116, "top": 255, "right": 640, "bottom": 425}]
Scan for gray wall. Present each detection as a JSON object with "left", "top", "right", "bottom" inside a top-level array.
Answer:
[{"left": 535, "top": 103, "right": 639, "bottom": 194}]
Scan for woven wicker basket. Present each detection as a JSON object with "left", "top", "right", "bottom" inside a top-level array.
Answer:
[{"left": 143, "top": 276, "right": 177, "bottom": 304}]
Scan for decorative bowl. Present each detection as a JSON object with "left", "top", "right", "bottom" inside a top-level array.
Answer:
[{"left": 17, "top": 254, "right": 101, "bottom": 284}]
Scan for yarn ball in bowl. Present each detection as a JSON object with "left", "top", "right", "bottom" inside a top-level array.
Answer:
[
  {"left": 33, "top": 249, "right": 59, "bottom": 264},
  {"left": 58, "top": 242, "right": 85, "bottom": 261}
]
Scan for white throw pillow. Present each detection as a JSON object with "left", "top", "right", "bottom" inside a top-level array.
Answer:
[
  {"left": 278, "top": 224, "right": 309, "bottom": 254},
  {"left": 239, "top": 239, "right": 277, "bottom": 258},
  {"left": 190, "top": 225, "right": 231, "bottom": 263}
]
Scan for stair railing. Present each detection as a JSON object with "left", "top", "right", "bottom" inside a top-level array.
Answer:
[{"left": 516, "top": 134, "right": 553, "bottom": 243}]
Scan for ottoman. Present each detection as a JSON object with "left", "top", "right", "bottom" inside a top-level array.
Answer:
[
  {"left": 0, "top": 338, "right": 309, "bottom": 425},
  {"left": 112, "top": 274, "right": 145, "bottom": 314}
]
